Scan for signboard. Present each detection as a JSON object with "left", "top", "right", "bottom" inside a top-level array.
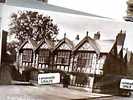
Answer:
[
  {"left": 120, "top": 79, "right": 133, "bottom": 90},
  {"left": 38, "top": 73, "right": 60, "bottom": 85}
]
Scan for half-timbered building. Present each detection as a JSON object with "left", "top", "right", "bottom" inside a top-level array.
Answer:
[
  {"left": 53, "top": 36, "right": 74, "bottom": 72},
  {"left": 94, "top": 31, "right": 127, "bottom": 93},
  {"left": 34, "top": 39, "right": 54, "bottom": 69},
  {"left": 69, "top": 31, "right": 127, "bottom": 90},
  {"left": 17, "top": 31, "right": 127, "bottom": 92},
  {"left": 17, "top": 38, "right": 37, "bottom": 69}
]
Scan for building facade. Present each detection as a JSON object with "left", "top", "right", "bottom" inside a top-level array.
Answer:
[{"left": 17, "top": 31, "right": 127, "bottom": 91}]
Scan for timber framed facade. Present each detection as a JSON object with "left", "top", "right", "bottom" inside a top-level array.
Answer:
[{"left": 17, "top": 31, "right": 128, "bottom": 89}]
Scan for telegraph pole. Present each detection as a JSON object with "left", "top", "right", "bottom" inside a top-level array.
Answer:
[{"left": 0, "top": 0, "right": 6, "bottom": 65}]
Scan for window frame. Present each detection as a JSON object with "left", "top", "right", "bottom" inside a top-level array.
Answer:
[
  {"left": 72, "top": 51, "right": 97, "bottom": 72},
  {"left": 54, "top": 50, "right": 71, "bottom": 66},
  {"left": 22, "top": 49, "right": 33, "bottom": 63},
  {"left": 38, "top": 49, "right": 50, "bottom": 64}
]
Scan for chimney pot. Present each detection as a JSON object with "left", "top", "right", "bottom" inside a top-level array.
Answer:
[
  {"left": 94, "top": 31, "right": 100, "bottom": 40},
  {"left": 86, "top": 31, "right": 89, "bottom": 36},
  {"left": 75, "top": 35, "right": 80, "bottom": 40}
]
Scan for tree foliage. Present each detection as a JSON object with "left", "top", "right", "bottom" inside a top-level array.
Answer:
[
  {"left": 6, "top": 41, "right": 19, "bottom": 63},
  {"left": 10, "top": 11, "right": 59, "bottom": 42}
]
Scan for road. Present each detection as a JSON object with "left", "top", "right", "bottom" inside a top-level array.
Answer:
[
  {"left": 95, "top": 93, "right": 133, "bottom": 100},
  {"left": 1, "top": 85, "right": 133, "bottom": 100},
  {"left": 0, "top": 85, "right": 111, "bottom": 100}
]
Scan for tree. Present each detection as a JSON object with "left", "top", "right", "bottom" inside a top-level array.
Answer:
[
  {"left": 6, "top": 41, "right": 19, "bottom": 63},
  {"left": 10, "top": 11, "right": 59, "bottom": 42}
]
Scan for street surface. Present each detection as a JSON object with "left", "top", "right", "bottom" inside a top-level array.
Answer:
[
  {"left": 0, "top": 85, "right": 110, "bottom": 100},
  {"left": 94, "top": 94, "right": 133, "bottom": 100},
  {"left": 0, "top": 85, "right": 133, "bottom": 100}
]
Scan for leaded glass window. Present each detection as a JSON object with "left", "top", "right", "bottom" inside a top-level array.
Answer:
[
  {"left": 73, "top": 52, "right": 97, "bottom": 72},
  {"left": 22, "top": 49, "right": 33, "bottom": 62},
  {"left": 54, "top": 50, "right": 71, "bottom": 66},
  {"left": 38, "top": 49, "right": 50, "bottom": 64}
]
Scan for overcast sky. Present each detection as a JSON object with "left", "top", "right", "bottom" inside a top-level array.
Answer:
[
  {"left": 2, "top": 0, "right": 133, "bottom": 51},
  {"left": 49, "top": 0, "right": 128, "bottom": 20}
]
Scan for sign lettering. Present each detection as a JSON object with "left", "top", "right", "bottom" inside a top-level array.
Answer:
[
  {"left": 120, "top": 79, "right": 133, "bottom": 90},
  {"left": 38, "top": 73, "right": 60, "bottom": 85}
]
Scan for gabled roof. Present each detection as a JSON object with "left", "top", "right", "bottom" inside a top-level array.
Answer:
[
  {"left": 73, "top": 35, "right": 100, "bottom": 54},
  {"left": 5, "top": 0, "right": 111, "bottom": 19},
  {"left": 73, "top": 31, "right": 126, "bottom": 54},
  {"left": 53, "top": 37, "right": 74, "bottom": 51},
  {"left": 116, "top": 31, "right": 126, "bottom": 46},
  {"left": 123, "top": 48, "right": 127, "bottom": 58},
  {"left": 117, "top": 45, "right": 123, "bottom": 55},
  {"left": 35, "top": 38, "right": 54, "bottom": 51},
  {"left": 96, "top": 39, "right": 116, "bottom": 53},
  {"left": 18, "top": 38, "right": 37, "bottom": 51},
  {"left": 115, "top": 31, "right": 126, "bottom": 55}
]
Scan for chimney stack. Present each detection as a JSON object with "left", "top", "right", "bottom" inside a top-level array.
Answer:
[
  {"left": 0, "top": 30, "right": 8, "bottom": 64},
  {"left": 75, "top": 35, "right": 80, "bottom": 40},
  {"left": 94, "top": 31, "right": 100, "bottom": 40}
]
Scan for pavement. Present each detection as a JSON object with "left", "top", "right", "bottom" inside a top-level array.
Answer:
[
  {"left": 1, "top": 81, "right": 113, "bottom": 100},
  {"left": 50, "top": 84, "right": 112, "bottom": 100}
]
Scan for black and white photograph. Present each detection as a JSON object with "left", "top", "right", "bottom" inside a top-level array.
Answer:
[{"left": 0, "top": 0, "right": 133, "bottom": 100}]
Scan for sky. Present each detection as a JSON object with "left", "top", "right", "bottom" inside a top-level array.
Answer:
[
  {"left": 2, "top": 0, "right": 133, "bottom": 51},
  {"left": 49, "top": 0, "right": 128, "bottom": 20}
]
